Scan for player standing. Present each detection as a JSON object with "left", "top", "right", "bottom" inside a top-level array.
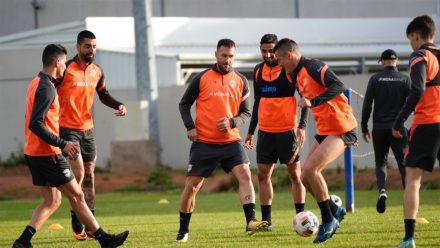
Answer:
[
  {"left": 176, "top": 38, "right": 268, "bottom": 243},
  {"left": 245, "top": 34, "right": 308, "bottom": 230}
]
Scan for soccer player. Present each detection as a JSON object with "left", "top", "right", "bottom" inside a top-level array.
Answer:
[
  {"left": 245, "top": 34, "right": 308, "bottom": 230},
  {"left": 57, "top": 30, "right": 126, "bottom": 240},
  {"left": 393, "top": 15, "right": 440, "bottom": 248},
  {"left": 176, "top": 38, "right": 268, "bottom": 243},
  {"left": 274, "top": 38, "right": 357, "bottom": 243},
  {"left": 361, "top": 49, "right": 410, "bottom": 213},
  {"left": 12, "top": 44, "right": 128, "bottom": 248}
]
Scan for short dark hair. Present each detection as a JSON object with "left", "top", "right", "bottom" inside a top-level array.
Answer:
[
  {"left": 77, "top": 30, "right": 96, "bottom": 44},
  {"left": 406, "top": 15, "right": 436, "bottom": 40},
  {"left": 260, "top": 34, "right": 278, "bottom": 45},
  {"left": 42, "top": 44, "right": 67, "bottom": 67},
  {"left": 217, "top": 38, "right": 236, "bottom": 50},
  {"left": 273, "top": 38, "right": 299, "bottom": 54}
]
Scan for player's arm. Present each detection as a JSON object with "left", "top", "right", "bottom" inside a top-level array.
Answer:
[
  {"left": 393, "top": 53, "right": 427, "bottom": 132},
  {"left": 361, "top": 76, "right": 375, "bottom": 134},
  {"left": 95, "top": 72, "right": 125, "bottom": 115},
  {"left": 179, "top": 72, "right": 202, "bottom": 131},
  {"left": 28, "top": 83, "right": 67, "bottom": 149},
  {"left": 307, "top": 61, "right": 346, "bottom": 107},
  {"left": 230, "top": 75, "right": 251, "bottom": 129},
  {"left": 247, "top": 65, "right": 261, "bottom": 135}
]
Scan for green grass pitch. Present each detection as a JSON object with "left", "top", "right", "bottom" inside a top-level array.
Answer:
[{"left": 1, "top": 190, "right": 440, "bottom": 247}]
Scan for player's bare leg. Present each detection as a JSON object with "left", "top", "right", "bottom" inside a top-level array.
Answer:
[
  {"left": 176, "top": 176, "right": 204, "bottom": 242},
  {"left": 286, "top": 160, "right": 306, "bottom": 212},
  {"left": 232, "top": 163, "right": 268, "bottom": 234},
  {"left": 29, "top": 187, "right": 62, "bottom": 230}
]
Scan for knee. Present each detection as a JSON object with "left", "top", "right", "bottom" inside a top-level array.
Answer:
[
  {"left": 44, "top": 196, "right": 62, "bottom": 210},
  {"left": 289, "top": 170, "right": 301, "bottom": 185},
  {"left": 84, "top": 164, "right": 95, "bottom": 178},
  {"left": 257, "top": 169, "right": 270, "bottom": 183},
  {"left": 69, "top": 190, "right": 86, "bottom": 205}
]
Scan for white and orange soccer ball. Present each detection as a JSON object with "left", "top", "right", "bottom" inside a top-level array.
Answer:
[{"left": 293, "top": 211, "right": 319, "bottom": 237}]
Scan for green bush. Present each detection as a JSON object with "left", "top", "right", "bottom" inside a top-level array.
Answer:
[
  {"left": 0, "top": 140, "right": 26, "bottom": 167},
  {"left": 147, "top": 168, "right": 176, "bottom": 190}
]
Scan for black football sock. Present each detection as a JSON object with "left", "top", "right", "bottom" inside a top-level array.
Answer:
[
  {"left": 328, "top": 199, "right": 339, "bottom": 216},
  {"left": 295, "top": 203, "right": 305, "bottom": 214},
  {"left": 243, "top": 203, "right": 256, "bottom": 225},
  {"left": 17, "top": 225, "right": 36, "bottom": 245},
  {"left": 93, "top": 227, "right": 109, "bottom": 240},
  {"left": 261, "top": 205, "right": 271, "bottom": 225},
  {"left": 318, "top": 200, "right": 333, "bottom": 223},
  {"left": 179, "top": 212, "right": 192, "bottom": 234},
  {"left": 71, "top": 210, "right": 83, "bottom": 233},
  {"left": 404, "top": 219, "right": 416, "bottom": 240}
]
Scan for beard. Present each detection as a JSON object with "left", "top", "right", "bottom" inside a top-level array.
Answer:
[
  {"left": 217, "top": 63, "right": 232, "bottom": 73},
  {"left": 264, "top": 58, "right": 278, "bottom": 67},
  {"left": 80, "top": 53, "right": 94, "bottom": 63}
]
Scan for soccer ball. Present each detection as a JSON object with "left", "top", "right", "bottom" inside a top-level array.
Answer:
[
  {"left": 330, "top": 194, "right": 342, "bottom": 207},
  {"left": 293, "top": 211, "right": 319, "bottom": 237}
]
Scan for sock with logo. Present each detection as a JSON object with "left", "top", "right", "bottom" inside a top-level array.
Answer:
[
  {"left": 295, "top": 203, "right": 305, "bottom": 214},
  {"left": 243, "top": 203, "right": 256, "bottom": 225},
  {"left": 17, "top": 225, "right": 36, "bottom": 245},
  {"left": 179, "top": 212, "right": 192, "bottom": 234}
]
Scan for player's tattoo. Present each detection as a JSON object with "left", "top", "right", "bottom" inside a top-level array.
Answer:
[
  {"left": 244, "top": 195, "right": 252, "bottom": 202},
  {"left": 82, "top": 175, "right": 95, "bottom": 209}
]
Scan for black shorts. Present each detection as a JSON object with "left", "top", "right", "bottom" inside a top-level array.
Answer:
[
  {"left": 256, "top": 130, "right": 299, "bottom": 164},
  {"left": 60, "top": 128, "right": 97, "bottom": 162},
  {"left": 187, "top": 141, "right": 249, "bottom": 178},
  {"left": 315, "top": 129, "right": 358, "bottom": 147},
  {"left": 406, "top": 123, "right": 440, "bottom": 172},
  {"left": 25, "top": 154, "right": 75, "bottom": 187}
]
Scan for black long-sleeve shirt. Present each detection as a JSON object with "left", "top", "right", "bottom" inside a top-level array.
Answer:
[{"left": 361, "top": 66, "right": 410, "bottom": 133}]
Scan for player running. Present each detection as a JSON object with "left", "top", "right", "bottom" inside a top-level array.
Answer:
[
  {"left": 57, "top": 30, "right": 126, "bottom": 240},
  {"left": 12, "top": 44, "right": 128, "bottom": 248}
]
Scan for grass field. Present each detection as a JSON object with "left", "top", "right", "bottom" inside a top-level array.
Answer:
[{"left": 1, "top": 190, "right": 440, "bottom": 248}]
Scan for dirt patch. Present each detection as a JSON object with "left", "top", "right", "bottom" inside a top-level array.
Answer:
[{"left": 1, "top": 166, "right": 440, "bottom": 200}]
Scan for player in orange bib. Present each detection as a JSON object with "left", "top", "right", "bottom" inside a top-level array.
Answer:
[
  {"left": 57, "top": 30, "right": 126, "bottom": 240},
  {"left": 176, "top": 39, "right": 268, "bottom": 243},
  {"left": 393, "top": 15, "right": 440, "bottom": 248},
  {"left": 274, "top": 38, "right": 358, "bottom": 244},
  {"left": 245, "top": 34, "right": 308, "bottom": 231},
  {"left": 13, "top": 44, "right": 128, "bottom": 248}
]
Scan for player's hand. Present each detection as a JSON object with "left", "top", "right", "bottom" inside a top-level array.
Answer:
[
  {"left": 296, "top": 128, "right": 306, "bottom": 148},
  {"left": 298, "top": 97, "right": 311, "bottom": 108},
  {"left": 115, "top": 105, "right": 126, "bottom": 116},
  {"left": 187, "top": 128, "right": 197, "bottom": 142},
  {"left": 217, "top": 117, "right": 231, "bottom": 132},
  {"left": 392, "top": 128, "right": 403, "bottom": 139},
  {"left": 63, "top": 141, "right": 79, "bottom": 158},
  {"left": 244, "top": 134, "right": 254, "bottom": 149},
  {"left": 362, "top": 132, "right": 370, "bottom": 143}
]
